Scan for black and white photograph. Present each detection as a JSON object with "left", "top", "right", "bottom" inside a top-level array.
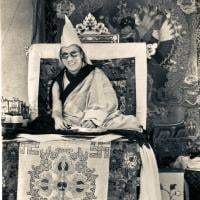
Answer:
[{"left": 1, "top": 0, "right": 200, "bottom": 200}]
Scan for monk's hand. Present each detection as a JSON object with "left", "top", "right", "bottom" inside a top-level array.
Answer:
[
  {"left": 54, "top": 117, "right": 67, "bottom": 130},
  {"left": 63, "top": 120, "right": 72, "bottom": 129},
  {"left": 82, "top": 120, "right": 96, "bottom": 128}
]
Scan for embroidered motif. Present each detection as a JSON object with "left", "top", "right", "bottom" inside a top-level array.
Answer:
[
  {"left": 19, "top": 141, "right": 40, "bottom": 155},
  {"left": 177, "top": 0, "right": 196, "bottom": 14},
  {"left": 27, "top": 146, "right": 98, "bottom": 200},
  {"left": 54, "top": 0, "right": 76, "bottom": 19},
  {"left": 123, "top": 152, "right": 139, "bottom": 169},
  {"left": 89, "top": 142, "right": 110, "bottom": 158}
]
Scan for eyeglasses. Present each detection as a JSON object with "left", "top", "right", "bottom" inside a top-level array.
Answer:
[{"left": 60, "top": 51, "right": 80, "bottom": 60}]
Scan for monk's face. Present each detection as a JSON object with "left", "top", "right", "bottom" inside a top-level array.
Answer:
[{"left": 60, "top": 45, "right": 83, "bottom": 75}]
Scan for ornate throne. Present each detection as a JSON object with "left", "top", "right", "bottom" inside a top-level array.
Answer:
[
  {"left": 23, "top": 14, "right": 147, "bottom": 199},
  {"left": 3, "top": 14, "right": 148, "bottom": 200},
  {"left": 28, "top": 13, "right": 147, "bottom": 130}
]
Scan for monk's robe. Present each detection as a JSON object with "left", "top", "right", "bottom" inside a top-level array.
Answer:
[{"left": 52, "top": 65, "right": 141, "bottom": 131}]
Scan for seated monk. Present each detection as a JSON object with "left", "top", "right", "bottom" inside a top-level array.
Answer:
[{"left": 51, "top": 16, "right": 141, "bottom": 131}]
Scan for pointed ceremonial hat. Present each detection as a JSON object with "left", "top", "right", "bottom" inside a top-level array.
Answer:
[
  {"left": 61, "top": 15, "right": 82, "bottom": 48},
  {"left": 60, "top": 16, "right": 91, "bottom": 64}
]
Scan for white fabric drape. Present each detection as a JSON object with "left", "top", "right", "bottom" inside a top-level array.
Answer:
[{"left": 139, "top": 144, "right": 162, "bottom": 200}]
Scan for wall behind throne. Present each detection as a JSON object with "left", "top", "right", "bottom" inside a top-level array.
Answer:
[{"left": 1, "top": 0, "right": 33, "bottom": 103}]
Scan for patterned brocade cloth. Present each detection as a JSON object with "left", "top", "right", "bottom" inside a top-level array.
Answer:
[
  {"left": 2, "top": 141, "right": 19, "bottom": 200},
  {"left": 108, "top": 142, "right": 140, "bottom": 200}
]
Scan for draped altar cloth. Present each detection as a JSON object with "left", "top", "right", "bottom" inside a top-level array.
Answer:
[{"left": 17, "top": 140, "right": 111, "bottom": 200}]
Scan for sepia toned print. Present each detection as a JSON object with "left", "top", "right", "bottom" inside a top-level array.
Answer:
[{"left": 1, "top": 0, "right": 200, "bottom": 200}]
